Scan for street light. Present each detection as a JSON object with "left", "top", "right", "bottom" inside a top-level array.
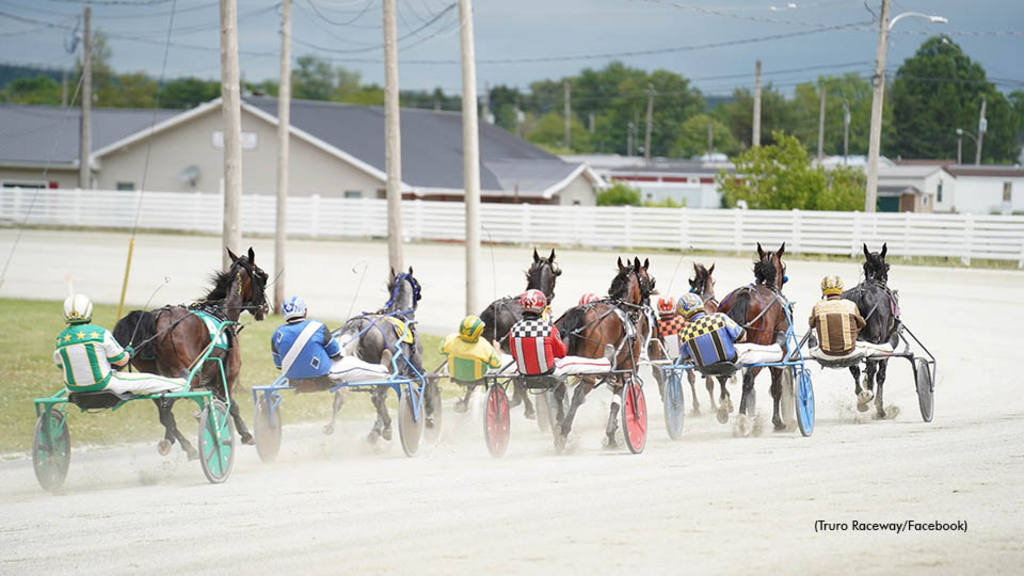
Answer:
[
  {"left": 955, "top": 128, "right": 977, "bottom": 165},
  {"left": 863, "top": 1, "right": 947, "bottom": 212}
]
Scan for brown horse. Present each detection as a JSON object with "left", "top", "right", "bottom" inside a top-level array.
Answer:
[
  {"left": 717, "top": 243, "right": 791, "bottom": 431},
  {"left": 555, "top": 257, "right": 655, "bottom": 448},
  {"left": 113, "top": 247, "right": 269, "bottom": 458}
]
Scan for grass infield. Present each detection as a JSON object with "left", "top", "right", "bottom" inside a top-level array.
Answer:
[{"left": 0, "top": 298, "right": 445, "bottom": 455}]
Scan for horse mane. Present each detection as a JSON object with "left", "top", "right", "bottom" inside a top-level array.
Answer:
[
  {"left": 753, "top": 257, "right": 777, "bottom": 287},
  {"left": 203, "top": 267, "right": 239, "bottom": 302},
  {"left": 689, "top": 264, "right": 708, "bottom": 293},
  {"left": 608, "top": 269, "right": 633, "bottom": 301}
]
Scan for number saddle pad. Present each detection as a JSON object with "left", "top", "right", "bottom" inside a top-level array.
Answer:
[
  {"left": 383, "top": 316, "right": 415, "bottom": 345},
  {"left": 191, "top": 310, "right": 230, "bottom": 352}
]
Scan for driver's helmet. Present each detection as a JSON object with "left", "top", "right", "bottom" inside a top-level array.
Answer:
[
  {"left": 821, "top": 275, "right": 843, "bottom": 296},
  {"left": 281, "top": 295, "right": 307, "bottom": 321},
  {"left": 579, "top": 293, "right": 600, "bottom": 306},
  {"left": 458, "top": 315, "right": 485, "bottom": 343},
  {"left": 675, "top": 292, "right": 704, "bottom": 319},
  {"left": 63, "top": 294, "right": 93, "bottom": 325},
  {"left": 519, "top": 289, "right": 547, "bottom": 315},
  {"left": 657, "top": 296, "right": 675, "bottom": 315}
]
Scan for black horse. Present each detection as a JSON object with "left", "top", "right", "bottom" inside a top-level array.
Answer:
[
  {"left": 479, "top": 248, "right": 561, "bottom": 418},
  {"left": 336, "top": 267, "right": 427, "bottom": 443},
  {"left": 843, "top": 243, "right": 900, "bottom": 419}
]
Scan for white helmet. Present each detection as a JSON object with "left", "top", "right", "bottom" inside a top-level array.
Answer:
[
  {"left": 63, "top": 294, "right": 93, "bottom": 324},
  {"left": 281, "top": 295, "right": 307, "bottom": 322}
]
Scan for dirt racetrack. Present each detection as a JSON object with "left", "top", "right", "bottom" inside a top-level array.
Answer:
[{"left": 1, "top": 229, "right": 1022, "bottom": 574}]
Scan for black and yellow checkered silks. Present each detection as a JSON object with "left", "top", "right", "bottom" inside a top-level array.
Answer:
[{"left": 680, "top": 314, "right": 731, "bottom": 367}]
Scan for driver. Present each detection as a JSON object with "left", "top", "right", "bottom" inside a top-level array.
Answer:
[
  {"left": 272, "top": 296, "right": 388, "bottom": 383},
  {"left": 509, "top": 289, "right": 567, "bottom": 375},
  {"left": 675, "top": 292, "right": 745, "bottom": 369},
  {"left": 809, "top": 275, "right": 865, "bottom": 357},
  {"left": 54, "top": 294, "right": 185, "bottom": 395},
  {"left": 439, "top": 315, "right": 503, "bottom": 412}
]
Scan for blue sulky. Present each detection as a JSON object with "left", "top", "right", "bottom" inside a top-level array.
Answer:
[
  {"left": 251, "top": 332, "right": 428, "bottom": 461},
  {"left": 655, "top": 302, "right": 815, "bottom": 439}
]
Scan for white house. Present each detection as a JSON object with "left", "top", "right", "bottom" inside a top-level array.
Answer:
[
  {"left": 561, "top": 154, "right": 733, "bottom": 208},
  {"left": 876, "top": 164, "right": 956, "bottom": 213},
  {"left": 945, "top": 165, "right": 1024, "bottom": 215}
]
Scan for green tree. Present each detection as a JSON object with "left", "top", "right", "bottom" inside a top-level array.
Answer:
[
  {"left": 526, "top": 110, "right": 590, "bottom": 152},
  {"left": 340, "top": 85, "right": 384, "bottom": 106},
  {"left": 889, "top": 36, "right": 1020, "bottom": 163},
  {"left": 716, "top": 131, "right": 864, "bottom": 211},
  {"left": 160, "top": 77, "right": 220, "bottom": 108},
  {"left": 292, "top": 55, "right": 334, "bottom": 101},
  {"left": 597, "top": 182, "right": 642, "bottom": 206},
  {"left": 788, "top": 73, "right": 895, "bottom": 157},
  {"left": 115, "top": 73, "right": 158, "bottom": 108},
  {"left": 670, "top": 113, "right": 738, "bottom": 158},
  {"left": 1, "top": 75, "right": 62, "bottom": 105},
  {"left": 713, "top": 84, "right": 795, "bottom": 149}
]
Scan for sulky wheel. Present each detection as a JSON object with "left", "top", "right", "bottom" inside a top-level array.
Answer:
[
  {"left": 622, "top": 377, "right": 648, "bottom": 454},
  {"left": 534, "top": 389, "right": 551, "bottom": 433},
  {"left": 795, "top": 367, "right": 815, "bottom": 437},
  {"left": 424, "top": 378, "right": 443, "bottom": 444},
  {"left": 198, "top": 399, "right": 235, "bottom": 484},
  {"left": 915, "top": 358, "right": 934, "bottom": 423},
  {"left": 33, "top": 408, "right": 71, "bottom": 493},
  {"left": 397, "top": 389, "right": 424, "bottom": 457},
  {"left": 662, "top": 371, "right": 685, "bottom": 441},
  {"left": 483, "top": 385, "right": 511, "bottom": 458},
  {"left": 254, "top": 395, "right": 282, "bottom": 463}
]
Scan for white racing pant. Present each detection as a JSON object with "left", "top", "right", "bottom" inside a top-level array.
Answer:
[
  {"left": 106, "top": 371, "right": 187, "bottom": 395},
  {"left": 328, "top": 355, "right": 391, "bottom": 383}
]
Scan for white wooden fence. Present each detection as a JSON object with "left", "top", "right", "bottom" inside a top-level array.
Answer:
[{"left": 3, "top": 188, "right": 1023, "bottom": 266}]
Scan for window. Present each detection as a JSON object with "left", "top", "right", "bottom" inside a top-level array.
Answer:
[
  {"left": 116, "top": 182, "right": 135, "bottom": 191},
  {"left": 344, "top": 190, "right": 362, "bottom": 199},
  {"left": 922, "top": 195, "right": 929, "bottom": 206},
  {"left": 1, "top": 180, "right": 46, "bottom": 189},
  {"left": 572, "top": 199, "right": 582, "bottom": 206},
  {"left": 1004, "top": 182, "right": 1013, "bottom": 202},
  {"left": 376, "top": 189, "right": 386, "bottom": 199},
  {"left": 936, "top": 182, "right": 943, "bottom": 203}
]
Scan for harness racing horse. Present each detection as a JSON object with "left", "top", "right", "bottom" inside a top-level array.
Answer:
[
  {"left": 555, "top": 257, "right": 656, "bottom": 448},
  {"left": 479, "top": 248, "right": 561, "bottom": 418},
  {"left": 113, "top": 247, "right": 269, "bottom": 459},
  {"left": 717, "top": 243, "right": 792, "bottom": 431},
  {"left": 336, "top": 267, "right": 427, "bottom": 444},
  {"left": 843, "top": 243, "right": 900, "bottom": 419}
]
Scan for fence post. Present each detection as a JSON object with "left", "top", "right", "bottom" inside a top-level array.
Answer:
[
  {"left": 733, "top": 209, "right": 743, "bottom": 254},
  {"left": 73, "top": 189, "right": 82, "bottom": 226},
  {"left": 679, "top": 207, "right": 689, "bottom": 252},
  {"left": 902, "top": 212, "right": 911, "bottom": 261},
  {"left": 962, "top": 213, "right": 974, "bottom": 266},
  {"left": 624, "top": 204, "right": 633, "bottom": 249},
  {"left": 522, "top": 202, "right": 532, "bottom": 246},
  {"left": 791, "top": 208, "right": 801, "bottom": 254},
  {"left": 311, "top": 194, "right": 320, "bottom": 238},
  {"left": 1018, "top": 219, "right": 1024, "bottom": 268}
]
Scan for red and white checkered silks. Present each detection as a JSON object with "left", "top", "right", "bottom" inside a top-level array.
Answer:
[{"left": 510, "top": 318, "right": 567, "bottom": 375}]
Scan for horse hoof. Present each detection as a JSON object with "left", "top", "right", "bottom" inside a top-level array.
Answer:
[
  {"left": 716, "top": 408, "right": 729, "bottom": 424},
  {"left": 602, "top": 436, "right": 619, "bottom": 450},
  {"left": 382, "top": 427, "right": 393, "bottom": 442},
  {"left": 524, "top": 409, "right": 536, "bottom": 420},
  {"left": 240, "top": 433, "right": 254, "bottom": 446},
  {"left": 157, "top": 439, "right": 172, "bottom": 456},
  {"left": 323, "top": 424, "right": 335, "bottom": 436},
  {"left": 454, "top": 400, "right": 468, "bottom": 414},
  {"left": 185, "top": 447, "right": 199, "bottom": 462},
  {"left": 857, "top": 400, "right": 871, "bottom": 413},
  {"left": 723, "top": 399, "right": 734, "bottom": 414},
  {"left": 773, "top": 421, "right": 787, "bottom": 433},
  {"left": 858, "top": 390, "right": 874, "bottom": 404},
  {"left": 366, "top": 430, "right": 380, "bottom": 444},
  {"left": 690, "top": 407, "right": 702, "bottom": 417},
  {"left": 734, "top": 414, "right": 752, "bottom": 437}
]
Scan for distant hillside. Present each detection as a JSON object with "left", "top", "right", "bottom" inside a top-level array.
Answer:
[{"left": 0, "top": 63, "right": 64, "bottom": 89}]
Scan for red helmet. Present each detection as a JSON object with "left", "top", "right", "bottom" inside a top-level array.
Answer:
[
  {"left": 519, "top": 289, "right": 547, "bottom": 314},
  {"left": 657, "top": 296, "right": 675, "bottom": 314},
  {"left": 579, "top": 292, "right": 600, "bottom": 306}
]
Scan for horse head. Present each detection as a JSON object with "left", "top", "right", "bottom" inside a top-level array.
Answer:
[
  {"left": 862, "top": 243, "right": 889, "bottom": 285},
  {"left": 386, "top": 266, "right": 422, "bottom": 316},
  {"left": 610, "top": 256, "right": 653, "bottom": 305},
  {"left": 633, "top": 256, "right": 657, "bottom": 303},
  {"left": 754, "top": 242, "right": 786, "bottom": 292},
  {"left": 528, "top": 248, "right": 561, "bottom": 302},
  {"left": 689, "top": 262, "right": 716, "bottom": 302},
  {"left": 220, "top": 247, "right": 269, "bottom": 320}
]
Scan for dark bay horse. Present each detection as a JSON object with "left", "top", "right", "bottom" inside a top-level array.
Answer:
[
  {"left": 843, "top": 243, "right": 899, "bottom": 419},
  {"left": 113, "top": 247, "right": 269, "bottom": 458},
  {"left": 555, "top": 257, "right": 656, "bottom": 448},
  {"left": 336, "top": 267, "right": 426, "bottom": 443},
  {"left": 479, "top": 248, "right": 561, "bottom": 418},
  {"left": 717, "top": 243, "right": 791, "bottom": 431}
]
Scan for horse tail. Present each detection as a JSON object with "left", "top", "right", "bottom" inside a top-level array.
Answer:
[
  {"left": 721, "top": 289, "right": 750, "bottom": 329},
  {"left": 113, "top": 310, "right": 158, "bottom": 360},
  {"left": 555, "top": 306, "right": 588, "bottom": 355}
]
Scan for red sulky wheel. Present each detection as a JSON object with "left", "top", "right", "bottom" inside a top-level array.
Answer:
[
  {"left": 483, "top": 384, "right": 511, "bottom": 458},
  {"left": 622, "top": 377, "right": 647, "bottom": 454}
]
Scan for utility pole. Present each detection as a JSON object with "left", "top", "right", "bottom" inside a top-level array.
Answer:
[
  {"left": 78, "top": 5, "right": 91, "bottom": 189},
  {"left": 274, "top": 0, "right": 291, "bottom": 312},
  {"left": 752, "top": 59, "right": 762, "bottom": 148},
  {"left": 644, "top": 83, "right": 655, "bottom": 163},
  {"left": 843, "top": 100, "right": 850, "bottom": 164},
  {"left": 459, "top": 0, "right": 481, "bottom": 316},
  {"left": 563, "top": 80, "right": 571, "bottom": 150},
  {"left": 589, "top": 111, "right": 595, "bottom": 134},
  {"left": 707, "top": 120, "right": 714, "bottom": 155},
  {"left": 975, "top": 96, "right": 986, "bottom": 165},
  {"left": 382, "top": 0, "right": 403, "bottom": 272},
  {"left": 864, "top": 0, "right": 891, "bottom": 213},
  {"left": 627, "top": 121, "right": 634, "bottom": 157},
  {"left": 957, "top": 131, "right": 963, "bottom": 165},
  {"left": 817, "top": 85, "right": 826, "bottom": 160},
  {"left": 61, "top": 69, "right": 68, "bottom": 108},
  {"left": 220, "top": 0, "right": 243, "bottom": 270}
]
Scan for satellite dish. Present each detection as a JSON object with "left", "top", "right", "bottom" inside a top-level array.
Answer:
[{"left": 179, "top": 165, "right": 200, "bottom": 187}]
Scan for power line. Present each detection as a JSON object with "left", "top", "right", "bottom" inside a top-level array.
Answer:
[
  {"left": 303, "top": 0, "right": 376, "bottom": 26},
  {"left": 292, "top": 2, "right": 454, "bottom": 54}
]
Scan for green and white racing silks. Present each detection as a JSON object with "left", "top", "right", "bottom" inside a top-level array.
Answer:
[
  {"left": 192, "top": 311, "right": 230, "bottom": 351},
  {"left": 53, "top": 323, "right": 129, "bottom": 392}
]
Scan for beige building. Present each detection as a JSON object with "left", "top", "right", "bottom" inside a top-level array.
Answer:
[{"left": 1, "top": 98, "right": 603, "bottom": 205}]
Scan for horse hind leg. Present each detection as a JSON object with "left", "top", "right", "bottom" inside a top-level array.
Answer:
[
  {"left": 705, "top": 376, "right": 718, "bottom": 414},
  {"left": 559, "top": 380, "right": 592, "bottom": 443},
  {"left": 857, "top": 362, "right": 876, "bottom": 411},
  {"left": 687, "top": 371, "right": 701, "bottom": 416},
  {"left": 324, "top": 391, "right": 345, "bottom": 435},
  {"left": 873, "top": 360, "right": 890, "bottom": 420},
  {"left": 716, "top": 375, "right": 732, "bottom": 424},
  {"left": 368, "top": 387, "right": 392, "bottom": 443},
  {"left": 604, "top": 381, "right": 624, "bottom": 449},
  {"left": 155, "top": 398, "right": 197, "bottom": 461},
  {"left": 769, "top": 367, "right": 785, "bottom": 432},
  {"left": 227, "top": 399, "right": 253, "bottom": 445},
  {"left": 455, "top": 382, "right": 476, "bottom": 413}
]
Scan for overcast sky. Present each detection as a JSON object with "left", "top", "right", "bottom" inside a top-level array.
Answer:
[{"left": 1, "top": 0, "right": 1021, "bottom": 97}]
